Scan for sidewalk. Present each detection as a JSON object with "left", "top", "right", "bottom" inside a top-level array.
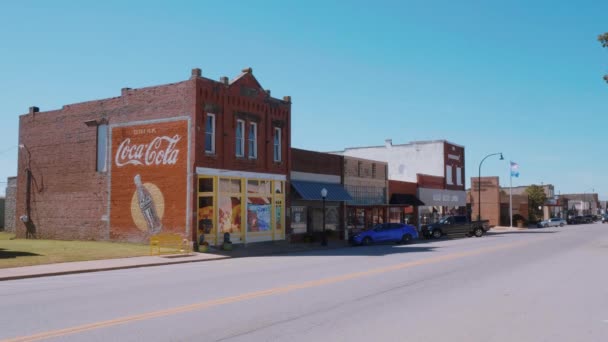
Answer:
[
  {"left": 0, "top": 253, "right": 228, "bottom": 281},
  {"left": 489, "top": 225, "right": 529, "bottom": 232},
  {"left": 0, "top": 239, "right": 351, "bottom": 281}
]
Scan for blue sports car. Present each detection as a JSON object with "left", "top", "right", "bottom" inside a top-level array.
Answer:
[{"left": 351, "top": 223, "right": 419, "bottom": 245}]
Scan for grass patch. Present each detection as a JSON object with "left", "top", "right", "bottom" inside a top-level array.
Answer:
[{"left": 0, "top": 232, "right": 151, "bottom": 268}]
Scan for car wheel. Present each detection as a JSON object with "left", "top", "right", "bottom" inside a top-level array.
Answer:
[
  {"left": 560, "top": 223, "right": 564, "bottom": 227},
  {"left": 400, "top": 234, "right": 412, "bottom": 244},
  {"left": 544, "top": 224, "right": 549, "bottom": 228},
  {"left": 432, "top": 230, "right": 442, "bottom": 239},
  {"left": 362, "top": 237, "right": 372, "bottom": 246},
  {"left": 474, "top": 227, "right": 484, "bottom": 237}
]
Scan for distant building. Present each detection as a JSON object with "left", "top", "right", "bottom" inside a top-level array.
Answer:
[
  {"left": 332, "top": 139, "right": 466, "bottom": 226},
  {"left": 558, "top": 193, "right": 600, "bottom": 216},
  {"left": 467, "top": 177, "right": 530, "bottom": 227}
]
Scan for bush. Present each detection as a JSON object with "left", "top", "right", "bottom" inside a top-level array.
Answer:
[{"left": 513, "top": 214, "right": 527, "bottom": 226}]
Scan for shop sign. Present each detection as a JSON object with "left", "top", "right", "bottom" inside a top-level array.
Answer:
[{"left": 418, "top": 188, "right": 466, "bottom": 207}]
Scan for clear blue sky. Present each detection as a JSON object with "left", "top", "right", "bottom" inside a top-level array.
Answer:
[{"left": 1, "top": 0, "right": 607, "bottom": 198}]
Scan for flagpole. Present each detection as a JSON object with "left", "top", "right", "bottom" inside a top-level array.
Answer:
[{"left": 509, "top": 162, "right": 513, "bottom": 228}]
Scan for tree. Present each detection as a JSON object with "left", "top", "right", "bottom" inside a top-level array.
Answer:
[
  {"left": 599, "top": 33, "right": 608, "bottom": 82},
  {"left": 526, "top": 185, "right": 547, "bottom": 223}
]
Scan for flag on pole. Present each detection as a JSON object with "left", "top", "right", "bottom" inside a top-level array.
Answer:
[{"left": 510, "top": 161, "right": 520, "bottom": 178}]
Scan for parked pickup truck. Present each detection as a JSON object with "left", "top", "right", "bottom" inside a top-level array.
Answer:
[{"left": 422, "top": 215, "right": 490, "bottom": 239}]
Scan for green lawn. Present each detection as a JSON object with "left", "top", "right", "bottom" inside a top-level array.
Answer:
[{"left": 0, "top": 232, "right": 151, "bottom": 268}]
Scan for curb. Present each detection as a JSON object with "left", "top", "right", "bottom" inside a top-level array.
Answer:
[{"left": 0, "top": 255, "right": 231, "bottom": 282}]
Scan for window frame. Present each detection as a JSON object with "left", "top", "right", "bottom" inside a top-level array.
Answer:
[
  {"left": 273, "top": 127, "right": 282, "bottom": 162},
  {"left": 96, "top": 123, "right": 108, "bottom": 172},
  {"left": 205, "top": 113, "right": 216, "bottom": 154},
  {"left": 248, "top": 122, "right": 257, "bottom": 159},
  {"left": 236, "top": 119, "right": 245, "bottom": 157},
  {"left": 456, "top": 167, "right": 462, "bottom": 186},
  {"left": 446, "top": 165, "right": 453, "bottom": 185}
]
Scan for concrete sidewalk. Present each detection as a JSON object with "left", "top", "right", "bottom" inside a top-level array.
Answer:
[
  {"left": 489, "top": 225, "right": 528, "bottom": 232},
  {"left": 0, "top": 253, "right": 228, "bottom": 281},
  {"left": 0, "top": 239, "right": 351, "bottom": 281}
]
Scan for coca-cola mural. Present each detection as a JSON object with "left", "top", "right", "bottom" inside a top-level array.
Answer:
[{"left": 110, "top": 119, "right": 189, "bottom": 241}]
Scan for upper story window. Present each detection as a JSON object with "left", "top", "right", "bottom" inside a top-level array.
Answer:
[
  {"left": 446, "top": 165, "right": 453, "bottom": 185},
  {"left": 357, "top": 161, "right": 362, "bottom": 177},
  {"left": 372, "top": 163, "right": 377, "bottom": 178},
  {"left": 273, "top": 127, "right": 282, "bottom": 162},
  {"left": 96, "top": 124, "right": 108, "bottom": 172},
  {"left": 248, "top": 122, "right": 257, "bottom": 159},
  {"left": 205, "top": 113, "right": 215, "bottom": 154},
  {"left": 236, "top": 119, "right": 245, "bottom": 157},
  {"left": 456, "top": 167, "right": 463, "bottom": 186}
]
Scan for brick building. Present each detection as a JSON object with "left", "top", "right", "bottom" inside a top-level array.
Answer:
[
  {"left": 290, "top": 148, "right": 352, "bottom": 240},
  {"left": 15, "top": 68, "right": 291, "bottom": 245},
  {"left": 333, "top": 139, "right": 467, "bottom": 228},
  {"left": 3, "top": 177, "right": 16, "bottom": 232}
]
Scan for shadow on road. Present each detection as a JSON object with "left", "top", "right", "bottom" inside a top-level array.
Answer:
[
  {"left": 0, "top": 248, "right": 41, "bottom": 259},
  {"left": 486, "top": 230, "right": 559, "bottom": 237},
  {"left": 277, "top": 244, "right": 440, "bottom": 257}
]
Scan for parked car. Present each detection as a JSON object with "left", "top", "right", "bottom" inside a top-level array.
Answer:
[
  {"left": 568, "top": 216, "right": 586, "bottom": 224},
  {"left": 537, "top": 218, "right": 566, "bottom": 228},
  {"left": 602, "top": 214, "right": 608, "bottom": 224},
  {"left": 350, "top": 223, "right": 419, "bottom": 246},
  {"left": 423, "top": 215, "right": 490, "bottom": 239},
  {"left": 583, "top": 215, "right": 596, "bottom": 223}
]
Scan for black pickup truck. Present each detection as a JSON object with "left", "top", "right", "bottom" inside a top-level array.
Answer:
[{"left": 422, "top": 215, "right": 490, "bottom": 239}]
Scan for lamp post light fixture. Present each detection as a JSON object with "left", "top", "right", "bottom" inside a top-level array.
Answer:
[
  {"left": 477, "top": 152, "right": 503, "bottom": 221},
  {"left": 321, "top": 188, "right": 328, "bottom": 246}
]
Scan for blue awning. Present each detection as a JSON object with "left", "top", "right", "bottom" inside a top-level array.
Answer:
[{"left": 291, "top": 180, "right": 353, "bottom": 201}]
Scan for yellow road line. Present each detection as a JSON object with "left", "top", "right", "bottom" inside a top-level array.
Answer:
[{"left": 4, "top": 239, "right": 535, "bottom": 342}]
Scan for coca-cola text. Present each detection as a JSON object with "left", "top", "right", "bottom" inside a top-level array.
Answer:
[{"left": 115, "top": 135, "right": 181, "bottom": 167}]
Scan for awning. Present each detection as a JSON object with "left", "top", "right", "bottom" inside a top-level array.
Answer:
[
  {"left": 291, "top": 180, "right": 353, "bottom": 201},
  {"left": 389, "top": 194, "right": 425, "bottom": 206}
]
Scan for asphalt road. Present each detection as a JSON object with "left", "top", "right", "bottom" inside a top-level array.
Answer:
[{"left": 2, "top": 223, "right": 608, "bottom": 342}]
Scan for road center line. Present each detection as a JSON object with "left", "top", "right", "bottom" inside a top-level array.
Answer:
[{"left": 3, "top": 238, "right": 539, "bottom": 342}]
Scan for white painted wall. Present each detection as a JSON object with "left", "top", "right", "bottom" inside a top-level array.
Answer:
[{"left": 335, "top": 141, "right": 445, "bottom": 182}]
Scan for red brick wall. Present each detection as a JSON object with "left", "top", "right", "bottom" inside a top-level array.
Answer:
[
  {"left": 388, "top": 180, "right": 417, "bottom": 196},
  {"left": 15, "top": 69, "right": 292, "bottom": 242},
  {"left": 194, "top": 73, "right": 291, "bottom": 175},
  {"left": 444, "top": 142, "right": 465, "bottom": 191},
  {"left": 16, "top": 80, "right": 196, "bottom": 241},
  {"left": 291, "top": 148, "right": 342, "bottom": 176},
  {"left": 417, "top": 174, "right": 444, "bottom": 190}
]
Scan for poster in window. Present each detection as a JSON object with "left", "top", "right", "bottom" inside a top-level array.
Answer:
[
  {"left": 219, "top": 196, "right": 242, "bottom": 233},
  {"left": 247, "top": 203, "right": 271, "bottom": 232}
]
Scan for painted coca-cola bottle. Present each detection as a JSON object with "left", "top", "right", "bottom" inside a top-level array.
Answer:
[{"left": 134, "top": 174, "right": 162, "bottom": 234}]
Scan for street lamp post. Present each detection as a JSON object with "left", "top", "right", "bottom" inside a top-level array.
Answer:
[
  {"left": 477, "top": 152, "right": 503, "bottom": 221},
  {"left": 321, "top": 188, "right": 328, "bottom": 246}
]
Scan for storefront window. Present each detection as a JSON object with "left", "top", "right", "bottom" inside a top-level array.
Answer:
[
  {"left": 219, "top": 195, "right": 242, "bottom": 234},
  {"left": 291, "top": 206, "right": 307, "bottom": 233},
  {"left": 325, "top": 206, "right": 339, "bottom": 230},
  {"left": 220, "top": 178, "right": 242, "bottom": 193},
  {"left": 274, "top": 181, "right": 283, "bottom": 194},
  {"left": 199, "top": 178, "right": 213, "bottom": 193},
  {"left": 389, "top": 207, "right": 402, "bottom": 223},
  {"left": 198, "top": 197, "right": 214, "bottom": 235},
  {"left": 275, "top": 200, "right": 283, "bottom": 233}
]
